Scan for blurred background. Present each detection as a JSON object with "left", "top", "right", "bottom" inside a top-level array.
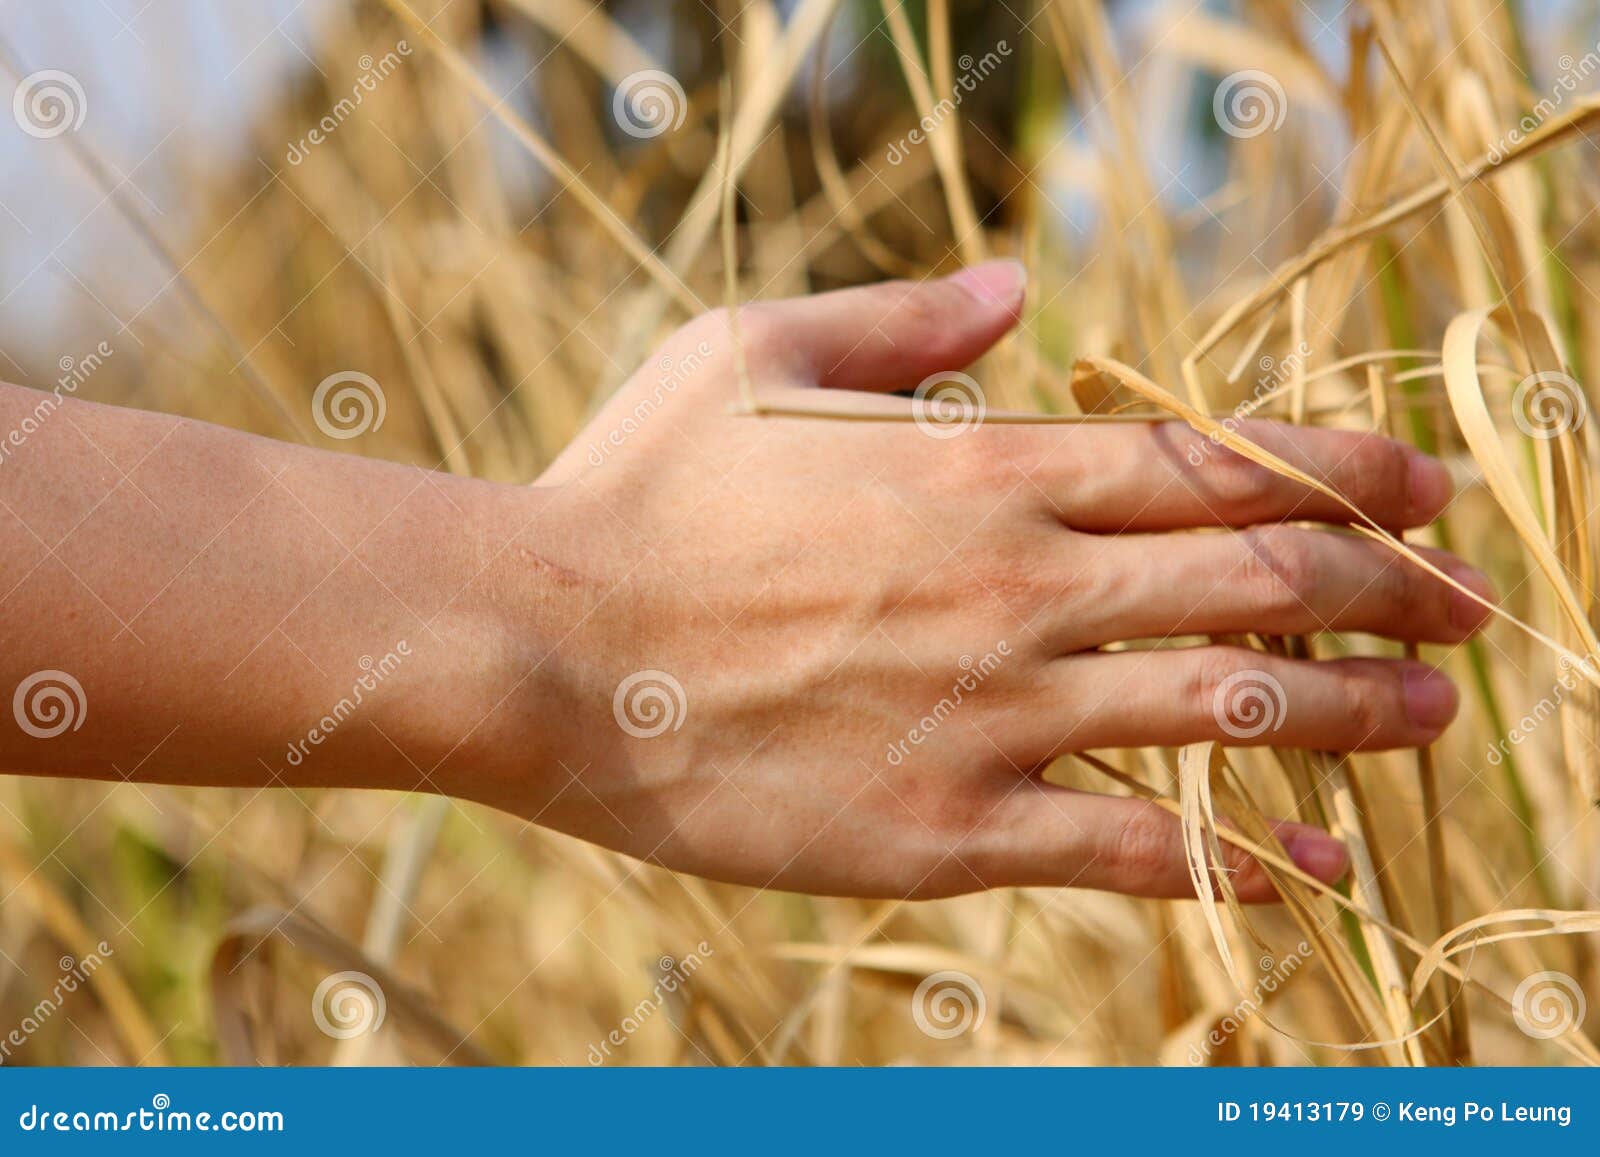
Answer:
[{"left": 2, "top": 0, "right": 1599, "bottom": 1066}]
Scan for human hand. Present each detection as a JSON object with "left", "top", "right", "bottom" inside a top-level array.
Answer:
[{"left": 492, "top": 262, "right": 1491, "bottom": 901}]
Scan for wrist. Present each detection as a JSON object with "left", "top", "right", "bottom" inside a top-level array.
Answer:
[{"left": 401, "top": 478, "right": 594, "bottom": 814}]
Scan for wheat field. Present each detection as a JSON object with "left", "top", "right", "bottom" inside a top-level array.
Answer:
[{"left": 1, "top": 0, "right": 1598, "bottom": 1067}]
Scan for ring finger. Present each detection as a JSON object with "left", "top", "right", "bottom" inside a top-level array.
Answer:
[{"left": 1045, "top": 525, "right": 1495, "bottom": 650}]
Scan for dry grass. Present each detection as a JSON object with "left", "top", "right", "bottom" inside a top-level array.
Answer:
[{"left": 2, "top": 0, "right": 1600, "bottom": 1066}]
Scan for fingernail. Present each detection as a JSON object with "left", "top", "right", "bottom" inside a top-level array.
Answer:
[
  {"left": 1448, "top": 564, "right": 1496, "bottom": 633},
  {"left": 1404, "top": 666, "right": 1459, "bottom": 730},
  {"left": 1406, "top": 451, "right": 1453, "bottom": 523},
  {"left": 1285, "top": 831, "right": 1349, "bottom": 883},
  {"left": 948, "top": 259, "right": 1027, "bottom": 308}
]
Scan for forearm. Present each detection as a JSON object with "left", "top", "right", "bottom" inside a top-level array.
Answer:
[{"left": 0, "top": 380, "right": 566, "bottom": 801}]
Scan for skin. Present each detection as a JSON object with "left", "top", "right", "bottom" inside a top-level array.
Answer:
[{"left": 0, "top": 261, "right": 1492, "bottom": 902}]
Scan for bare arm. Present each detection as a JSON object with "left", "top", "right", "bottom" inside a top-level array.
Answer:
[{"left": 0, "top": 384, "right": 563, "bottom": 802}]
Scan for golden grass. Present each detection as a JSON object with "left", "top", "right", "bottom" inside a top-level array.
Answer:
[{"left": 2, "top": 0, "right": 1599, "bottom": 1066}]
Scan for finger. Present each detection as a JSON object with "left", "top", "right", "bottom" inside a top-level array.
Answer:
[
  {"left": 970, "top": 787, "right": 1348, "bottom": 901},
  {"left": 1064, "top": 525, "right": 1495, "bottom": 648},
  {"left": 1012, "top": 420, "right": 1453, "bottom": 532},
  {"left": 1022, "top": 648, "right": 1458, "bottom": 754},
  {"left": 746, "top": 261, "right": 1025, "bottom": 394}
]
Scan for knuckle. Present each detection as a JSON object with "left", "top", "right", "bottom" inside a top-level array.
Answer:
[
  {"left": 1110, "top": 805, "right": 1177, "bottom": 887},
  {"left": 947, "top": 428, "right": 1020, "bottom": 490},
  {"left": 1201, "top": 449, "right": 1281, "bottom": 517},
  {"left": 1339, "top": 669, "right": 1393, "bottom": 742},
  {"left": 877, "top": 279, "right": 957, "bottom": 330},
  {"left": 1370, "top": 552, "right": 1418, "bottom": 621},
  {"left": 682, "top": 305, "right": 773, "bottom": 363},
  {"left": 1190, "top": 648, "right": 1248, "bottom": 715},
  {"left": 1240, "top": 525, "right": 1318, "bottom": 617},
  {"left": 1338, "top": 434, "right": 1408, "bottom": 511}
]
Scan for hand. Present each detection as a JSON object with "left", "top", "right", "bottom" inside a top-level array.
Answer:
[{"left": 481, "top": 261, "right": 1491, "bottom": 901}]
